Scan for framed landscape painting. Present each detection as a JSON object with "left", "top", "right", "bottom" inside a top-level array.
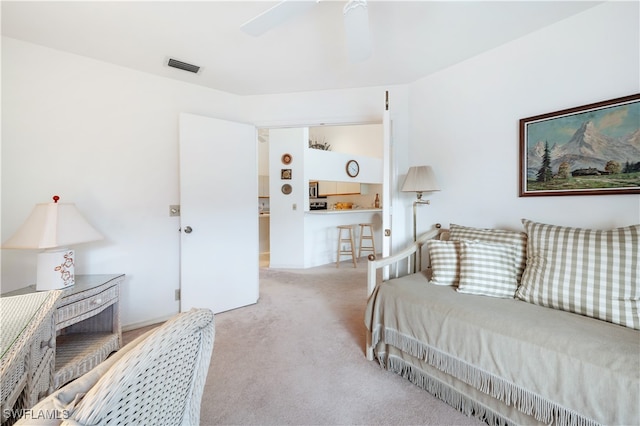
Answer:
[{"left": 519, "top": 94, "right": 640, "bottom": 197}]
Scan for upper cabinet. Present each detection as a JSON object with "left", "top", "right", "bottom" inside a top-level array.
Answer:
[{"left": 318, "top": 181, "right": 360, "bottom": 196}]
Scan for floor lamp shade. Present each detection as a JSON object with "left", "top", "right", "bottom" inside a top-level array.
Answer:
[
  {"left": 2, "top": 196, "right": 103, "bottom": 290},
  {"left": 401, "top": 166, "right": 441, "bottom": 251},
  {"left": 401, "top": 166, "right": 440, "bottom": 196}
]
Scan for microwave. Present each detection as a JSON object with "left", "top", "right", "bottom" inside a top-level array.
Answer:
[{"left": 309, "top": 181, "right": 319, "bottom": 198}]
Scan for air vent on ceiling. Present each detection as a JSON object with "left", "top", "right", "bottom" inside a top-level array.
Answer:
[{"left": 167, "top": 58, "right": 201, "bottom": 74}]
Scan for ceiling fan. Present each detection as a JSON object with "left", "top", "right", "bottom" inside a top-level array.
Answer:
[{"left": 240, "top": 0, "right": 373, "bottom": 62}]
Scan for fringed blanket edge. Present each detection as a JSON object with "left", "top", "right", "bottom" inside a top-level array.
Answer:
[{"left": 370, "top": 325, "right": 600, "bottom": 426}]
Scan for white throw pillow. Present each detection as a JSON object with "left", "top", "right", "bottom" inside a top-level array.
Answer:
[
  {"left": 457, "top": 240, "right": 518, "bottom": 298},
  {"left": 426, "top": 240, "right": 460, "bottom": 286},
  {"left": 517, "top": 219, "right": 640, "bottom": 330}
]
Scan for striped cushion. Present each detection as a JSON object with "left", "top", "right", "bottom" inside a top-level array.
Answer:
[
  {"left": 457, "top": 240, "right": 518, "bottom": 298},
  {"left": 426, "top": 240, "right": 460, "bottom": 286},
  {"left": 450, "top": 224, "right": 527, "bottom": 284},
  {"left": 517, "top": 219, "right": 640, "bottom": 330}
]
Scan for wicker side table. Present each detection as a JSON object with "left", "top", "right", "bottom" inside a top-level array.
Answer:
[
  {"left": 53, "top": 274, "right": 124, "bottom": 389},
  {"left": 3, "top": 274, "right": 124, "bottom": 392}
]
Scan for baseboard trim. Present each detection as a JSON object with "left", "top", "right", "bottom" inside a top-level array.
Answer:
[{"left": 122, "top": 313, "right": 176, "bottom": 332}]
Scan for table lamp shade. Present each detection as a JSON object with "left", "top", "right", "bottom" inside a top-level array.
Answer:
[
  {"left": 401, "top": 165, "right": 440, "bottom": 195},
  {"left": 3, "top": 202, "right": 103, "bottom": 249},
  {"left": 2, "top": 198, "right": 103, "bottom": 290}
]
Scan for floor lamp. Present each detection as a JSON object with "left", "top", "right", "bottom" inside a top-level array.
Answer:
[{"left": 401, "top": 166, "right": 440, "bottom": 271}]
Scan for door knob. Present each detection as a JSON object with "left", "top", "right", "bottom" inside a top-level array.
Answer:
[{"left": 184, "top": 226, "right": 193, "bottom": 234}]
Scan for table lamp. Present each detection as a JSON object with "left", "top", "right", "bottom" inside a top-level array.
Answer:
[{"left": 2, "top": 195, "right": 103, "bottom": 291}]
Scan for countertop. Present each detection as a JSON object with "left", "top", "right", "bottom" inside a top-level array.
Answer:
[{"left": 306, "top": 208, "right": 381, "bottom": 214}]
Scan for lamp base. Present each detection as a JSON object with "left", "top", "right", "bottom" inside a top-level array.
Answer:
[{"left": 36, "top": 248, "right": 75, "bottom": 291}]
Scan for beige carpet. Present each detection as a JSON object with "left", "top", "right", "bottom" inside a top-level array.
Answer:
[{"left": 125, "top": 261, "right": 482, "bottom": 425}]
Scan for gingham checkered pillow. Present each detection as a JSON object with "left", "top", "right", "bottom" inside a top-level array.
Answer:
[
  {"left": 457, "top": 240, "right": 518, "bottom": 298},
  {"left": 517, "top": 219, "right": 640, "bottom": 330},
  {"left": 450, "top": 223, "right": 527, "bottom": 284},
  {"left": 426, "top": 240, "right": 460, "bottom": 286}
]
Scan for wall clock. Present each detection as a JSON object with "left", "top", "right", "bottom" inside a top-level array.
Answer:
[{"left": 346, "top": 160, "right": 359, "bottom": 178}]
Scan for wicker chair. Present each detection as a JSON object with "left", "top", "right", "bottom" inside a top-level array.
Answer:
[{"left": 17, "top": 308, "right": 214, "bottom": 426}]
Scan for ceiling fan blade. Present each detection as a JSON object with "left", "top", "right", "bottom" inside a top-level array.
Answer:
[
  {"left": 343, "top": 0, "right": 372, "bottom": 62},
  {"left": 241, "top": 0, "right": 318, "bottom": 37}
]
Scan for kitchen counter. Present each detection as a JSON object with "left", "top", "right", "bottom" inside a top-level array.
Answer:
[
  {"left": 300, "top": 209, "right": 382, "bottom": 268},
  {"left": 306, "top": 208, "right": 381, "bottom": 214}
]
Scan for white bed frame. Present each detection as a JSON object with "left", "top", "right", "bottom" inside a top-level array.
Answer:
[{"left": 365, "top": 224, "right": 445, "bottom": 360}]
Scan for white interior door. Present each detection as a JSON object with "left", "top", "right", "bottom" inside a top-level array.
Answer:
[{"left": 179, "top": 113, "right": 258, "bottom": 313}]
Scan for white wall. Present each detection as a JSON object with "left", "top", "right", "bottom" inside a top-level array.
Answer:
[
  {"left": 407, "top": 1, "right": 640, "bottom": 235},
  {"left": 306, "top": 150, "right": 382, "bottom": 183},
  {"left": 1, "top": 37, "right": 247, "bottom": 328},
  {"left": 2, "top": 37, "right": 407, "bottom": 327},
  {"left": 309, "top": 124, "right": 383, "bottom": 158},
  {"left": 268, "top": 127, "right": 307, "bottom": 268}
]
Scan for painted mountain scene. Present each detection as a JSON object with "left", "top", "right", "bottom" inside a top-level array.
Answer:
[{"left": 523, "top": 97, "right": 640, "bottom": 194}]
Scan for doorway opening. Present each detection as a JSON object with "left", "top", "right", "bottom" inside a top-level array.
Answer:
[
  {"left": 256, "top": 122, "right": 385, "bottom": 270},
  {"left": 258, "top": 129, "right": 270, "bottom": 268}
]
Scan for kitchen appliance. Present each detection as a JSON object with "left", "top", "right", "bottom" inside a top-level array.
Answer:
[
  {"left": 310, "top": 201, "right": 328, "bottom": 210},
  {"left": 309, "top": 181, "right": 326, "bottom": 199}
]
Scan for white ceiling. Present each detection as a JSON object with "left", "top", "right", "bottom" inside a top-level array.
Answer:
[{"left": 2, "top": 1, "right": 602, "bottom": 96}]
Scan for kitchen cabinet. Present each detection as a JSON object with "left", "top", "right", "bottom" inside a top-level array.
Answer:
[
  {"left": 318, "top": 181, "right": 335, "bottom": 196},
  {"left": 337, "top": 182, "right": 360, "bottom": 194},
  {"left": 318, "top": 181, "right": 360, "bottom": 196}
]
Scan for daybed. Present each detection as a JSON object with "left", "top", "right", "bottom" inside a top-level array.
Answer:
[{"left": 365, "top": 220, "right": 639, "bottom": 426}]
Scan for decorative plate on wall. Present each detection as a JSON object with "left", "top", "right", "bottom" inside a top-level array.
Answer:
[
  {"left": 281, "top": 184, "right": 292, "bottom": 195},
  {"left": 281, "top": 153, "right": 292, "bottom": 165}
]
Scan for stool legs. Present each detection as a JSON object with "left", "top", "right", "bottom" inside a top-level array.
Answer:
[
  {"left": 357, "top": 223, "right": 376, "bottom": 261},
  {"left": 336, "top": 225, "right": 357, "bottom": 268}
]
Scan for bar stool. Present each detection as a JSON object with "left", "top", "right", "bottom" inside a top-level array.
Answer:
[
  {"left": 336, "top": 225, "right": 357, "bottom": 268},
  {"left": 358, "top": 223, "right": 376, "bottom": 261}
]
